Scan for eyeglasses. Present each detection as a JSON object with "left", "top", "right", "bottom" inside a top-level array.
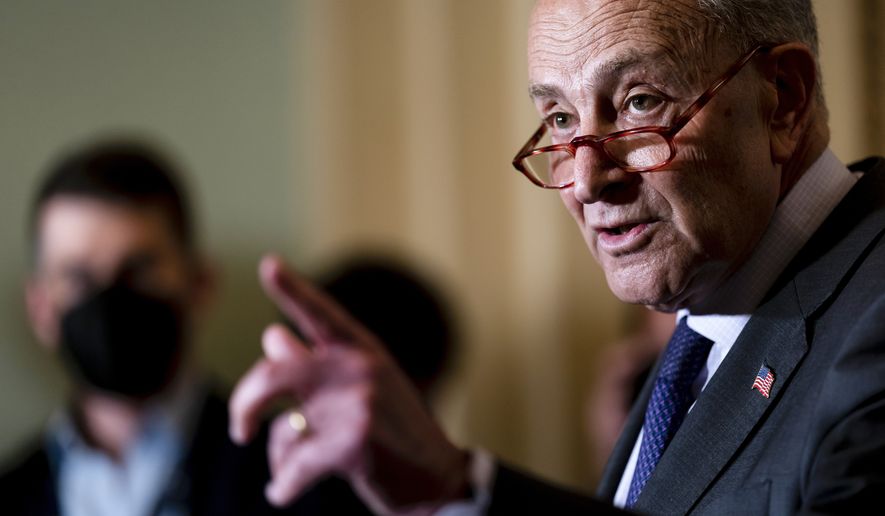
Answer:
[{"left": 512, "top": 44, "right": 773, "bottom": 189}]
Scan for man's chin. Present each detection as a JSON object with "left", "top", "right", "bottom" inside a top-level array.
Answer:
[{"left": 605, "top": 273, "right": 685, "bottom": 312}]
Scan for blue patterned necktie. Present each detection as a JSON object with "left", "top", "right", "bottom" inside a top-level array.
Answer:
[{"left": 626, "top": 318, "right": 714, "bottom": 507}]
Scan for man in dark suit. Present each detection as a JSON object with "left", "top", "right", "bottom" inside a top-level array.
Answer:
[
  {"left": 224, "top": 0, "right": 884, "bottom": 514},
  {"left": 0, "top": 141, "right": 370, "bottom": 515}
]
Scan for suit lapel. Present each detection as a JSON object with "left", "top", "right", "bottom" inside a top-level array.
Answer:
[{"left": 634, "top": 286, "right": 807, "bottom": 514}]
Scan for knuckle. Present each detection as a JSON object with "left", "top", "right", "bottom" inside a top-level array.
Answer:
[{"left": 331, "top": 346, "right": 383, "bottom": 381}]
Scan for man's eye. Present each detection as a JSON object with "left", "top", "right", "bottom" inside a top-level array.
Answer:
[
  {"left": 547, "top": 112, "right": 573, "bottom": 130},
  {"left": 626, "top": 94, "right": 663, "bottom": 113}
]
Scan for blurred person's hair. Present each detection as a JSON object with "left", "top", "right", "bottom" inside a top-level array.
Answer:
[
  {"left": 318, "top": 257, "right": 456, "bottom": 397},
  {"left": 29, "top": 139, "right": 194, "bottom": 262}
]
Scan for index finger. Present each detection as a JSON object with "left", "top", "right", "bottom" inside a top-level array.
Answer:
[{"left": 259, "top": 254, "right": 370, "bottom": 346}]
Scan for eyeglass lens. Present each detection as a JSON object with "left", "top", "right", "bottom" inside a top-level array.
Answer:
[{"left": 523, "top": 130, "right": 672, "bottom": 187}]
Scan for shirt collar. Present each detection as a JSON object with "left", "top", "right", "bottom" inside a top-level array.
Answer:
[{"left": 46, "top": 370, "right": 204, "bottom": 463}]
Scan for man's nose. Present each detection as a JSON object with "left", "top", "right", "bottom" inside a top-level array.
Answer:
[{"left": 570, "top": 145, "right": 638, "bottom": 204}]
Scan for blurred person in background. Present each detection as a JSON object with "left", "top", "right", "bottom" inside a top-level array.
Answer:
[
  {"left": 317, "top": 256, "right": 456, "bottom": 402},
  {"left": 585, "top": 309, "right": 674, "bottom": 481},
  {"left": 0, "top": 140, "right": 368, "bottom": 516}
]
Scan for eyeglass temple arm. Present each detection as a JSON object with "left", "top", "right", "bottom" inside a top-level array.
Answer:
[
  {"left": 668, "top": 45, "right": 773, "bottom": 135},
  {"left": 513, "top": 123, "right": 548, "bottom": 164}
]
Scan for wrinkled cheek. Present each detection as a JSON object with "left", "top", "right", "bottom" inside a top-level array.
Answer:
[
  {"left": 557, "top": 190, "right": 599, "bottom": 254},
  {"left": 45, "top": 302, "right": 64, "bottom": 349},
  {"left": 553, "top": 187, "right": 578, "bottom": 220},
  {"left": 582, "top": 226, "right": 600, "bottom": 257}
]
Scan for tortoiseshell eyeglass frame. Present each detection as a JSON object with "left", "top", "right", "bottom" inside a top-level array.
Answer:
[{"left": 512, "top": 44, "right": 776, "bottom": 189}]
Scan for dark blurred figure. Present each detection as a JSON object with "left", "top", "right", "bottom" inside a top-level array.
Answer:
[
  {"left": 0, "top": 139, "right": 369, "bottom": 516},
  {"left": 318, "top": 257, "right": 456, "bottom": 401}
]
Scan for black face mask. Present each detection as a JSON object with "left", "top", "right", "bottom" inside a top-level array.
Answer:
[{"left": 60, "top": 282, "right": 185, "bottom": 400}]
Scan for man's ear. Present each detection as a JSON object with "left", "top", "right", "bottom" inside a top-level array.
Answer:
[
  {"left": 25, "top": 278, "right": 60, "bottom": 350},
  {"left": 764, "top": 43, "right": 819, "bottom": 164}
]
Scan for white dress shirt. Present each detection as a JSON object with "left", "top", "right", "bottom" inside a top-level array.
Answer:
[
  {"left": 612, "top": 148, "right": 861, "bottom": 507},
  {"left": 49, "top": 376, "right": 203, "bottom": 516}
]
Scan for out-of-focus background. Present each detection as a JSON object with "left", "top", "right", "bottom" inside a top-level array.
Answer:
[{"left": 1, "top": 0, "right": 883, "bottom": 491}]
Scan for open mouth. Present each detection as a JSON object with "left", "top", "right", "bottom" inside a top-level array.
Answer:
[
  {"left": 603, "top": 223, "right": 642, "bottom": 236},
  {"left": 595, "top": 220, "right": 658, "bottom": 253}
]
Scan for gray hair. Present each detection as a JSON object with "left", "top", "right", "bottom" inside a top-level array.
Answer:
[
  {"left": 697, "top": 0, "right": 825, "bottom": 108},
  {"left": 697, "top": 0, "right": 819, "bottom": 55}
]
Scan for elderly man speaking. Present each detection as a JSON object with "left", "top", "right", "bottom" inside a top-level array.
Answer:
[{"left": 229, "top": 0, "right": 885, "bottom": 514}]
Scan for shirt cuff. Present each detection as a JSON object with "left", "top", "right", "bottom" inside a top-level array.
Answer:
[{"left": 434, "top": 448, "right": 495, "bottom": 516}]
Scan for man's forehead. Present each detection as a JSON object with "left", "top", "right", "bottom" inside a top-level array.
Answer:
[
  {"left": 37, "top": 197, "right": 170, "bottom": 257},
  {"left": 528, "top": 47, "right": 677, "bottom": 100},
  {"left": 528, "top": 0, "right": 714, "bottom": 86}
]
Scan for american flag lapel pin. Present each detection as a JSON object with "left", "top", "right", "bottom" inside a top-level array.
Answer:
[{"left": 752, "top": 364, "right": 775, "bottom": 398}]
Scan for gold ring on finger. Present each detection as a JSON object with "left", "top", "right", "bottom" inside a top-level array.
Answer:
[{"left": 287, "top": 409, "right": 309, "bottom": 434}]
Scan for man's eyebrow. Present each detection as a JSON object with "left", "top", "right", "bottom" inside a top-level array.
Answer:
[{"left": 528, "top": 84, "right": 561, "bottom": 100}]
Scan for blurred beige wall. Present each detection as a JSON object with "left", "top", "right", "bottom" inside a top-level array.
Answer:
[
  {"left": 815, "top": 0, "right": 884, "bottom": 160},
  {"left": 1, "top": 0, "right": 882, "bottom": 494},
  {"left": 293, "top": 0, "right": 623, "bottom": 489}
]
